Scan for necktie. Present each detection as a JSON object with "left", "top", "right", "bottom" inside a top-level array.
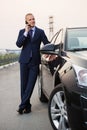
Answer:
[
  {"left": 29, "top": 29, "right": 33, "bottom": 39},
  {"left": 29, "top": 29, "right": 33, "bottom": 57}
]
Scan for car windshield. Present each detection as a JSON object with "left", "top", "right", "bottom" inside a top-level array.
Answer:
[{"left": 67, "top": 28, "right": 87, "bottom": 51}]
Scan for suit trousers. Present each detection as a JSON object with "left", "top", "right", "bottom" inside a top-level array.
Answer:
[{"left": 19, "top": 61, "right": 39, "bottom": 109}]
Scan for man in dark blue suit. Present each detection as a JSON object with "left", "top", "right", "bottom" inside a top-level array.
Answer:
[{"left": 16, "top": 13, "right": 49, "bottom": 114}]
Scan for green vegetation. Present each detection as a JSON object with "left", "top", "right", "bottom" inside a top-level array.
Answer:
[{"left": 0, "top": 53, "right": 19, "bottom": 66}]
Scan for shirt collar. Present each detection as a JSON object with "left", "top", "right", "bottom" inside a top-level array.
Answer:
[{"left": 31, "top": 26, "right": 35, "bottom": 31}]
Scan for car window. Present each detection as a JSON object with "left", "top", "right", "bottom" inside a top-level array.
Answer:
[
  {"left": 67, "top": 28, "right": 87, "bottom": 51},
  {"left": 55, "top": 30, "right": 63, "bottom": 45},
  {"left": 51, "top": 29, "right": 63, "bottom": 45}
]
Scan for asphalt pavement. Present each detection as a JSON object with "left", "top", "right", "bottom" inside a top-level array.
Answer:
[{"left": 0, "top": 63, "right": 53, "bottom": 130}]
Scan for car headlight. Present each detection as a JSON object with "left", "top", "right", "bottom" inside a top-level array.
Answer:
[{"left": 73, "top": 65, "right": 87, "bottom": 87}]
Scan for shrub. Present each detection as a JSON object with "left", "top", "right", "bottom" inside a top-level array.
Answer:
[{"left": 0, "top": 53, "right": 19, "bottom": 66}]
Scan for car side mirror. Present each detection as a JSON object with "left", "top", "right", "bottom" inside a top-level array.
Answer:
[
  {"left": 40, "top": 43, "right": 55, "bottom": 54},
  {"left": 40, "top": 43, "right": 62, "bottom": 55}
]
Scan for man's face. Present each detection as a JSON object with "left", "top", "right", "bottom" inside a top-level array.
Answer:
[{"left": 25, "top": 14, "right": 35, "bottom": 27}]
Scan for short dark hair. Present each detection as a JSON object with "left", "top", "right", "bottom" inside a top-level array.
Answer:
[{"left": 25, "top": 13, "right": 33, "bottom": 18}]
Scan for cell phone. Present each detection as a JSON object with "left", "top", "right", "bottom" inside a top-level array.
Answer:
[
  {"left": 25, "top": 21, "right": 31, "bottom": 27},
  {"left": 25, "top": 21, "right": 28, "bottom": 24}
]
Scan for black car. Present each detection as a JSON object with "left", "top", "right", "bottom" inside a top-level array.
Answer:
[{"left": 38, "top": 27, "right": 87, "bottom": 130}]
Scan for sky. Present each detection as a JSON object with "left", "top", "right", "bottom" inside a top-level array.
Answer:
[{"left": 0, "top": 0, "right": 87, "bottom": 49}]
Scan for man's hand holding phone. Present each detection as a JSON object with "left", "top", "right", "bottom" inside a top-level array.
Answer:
[{"left": 25, "top": 21, "right": 31, "bottom": 33}]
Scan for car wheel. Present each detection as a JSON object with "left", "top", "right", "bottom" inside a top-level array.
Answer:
[
  {"left": 48, "top": 84, "right": 71, "bottom": 130},
  {"left": 38, "top": 67, "right": 48, "bottom": 103}
]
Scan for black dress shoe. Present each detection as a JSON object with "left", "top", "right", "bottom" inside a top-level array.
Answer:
[
  {"left": 17, "top": 108, "right": 24, "bottom": 114},
  {"left": 24, "top": 108, "right": 31, "bottom": 114}
]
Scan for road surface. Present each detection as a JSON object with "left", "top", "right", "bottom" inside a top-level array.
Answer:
[{"left": 0, "top": 63, "right": 53, "bottom": 130}]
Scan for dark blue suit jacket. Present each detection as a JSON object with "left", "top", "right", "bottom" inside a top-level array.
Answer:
[{"left": 16, "top": 26, "right": 49, "bottom": 65}]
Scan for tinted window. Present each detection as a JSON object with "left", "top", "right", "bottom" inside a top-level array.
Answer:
[{"left": 67, "top": 28, "right": 87, "bottom": 50}]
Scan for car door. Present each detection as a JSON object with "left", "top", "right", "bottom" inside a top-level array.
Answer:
[{"left": 41, "top": 29, "right": 63, "bottom": 97}]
